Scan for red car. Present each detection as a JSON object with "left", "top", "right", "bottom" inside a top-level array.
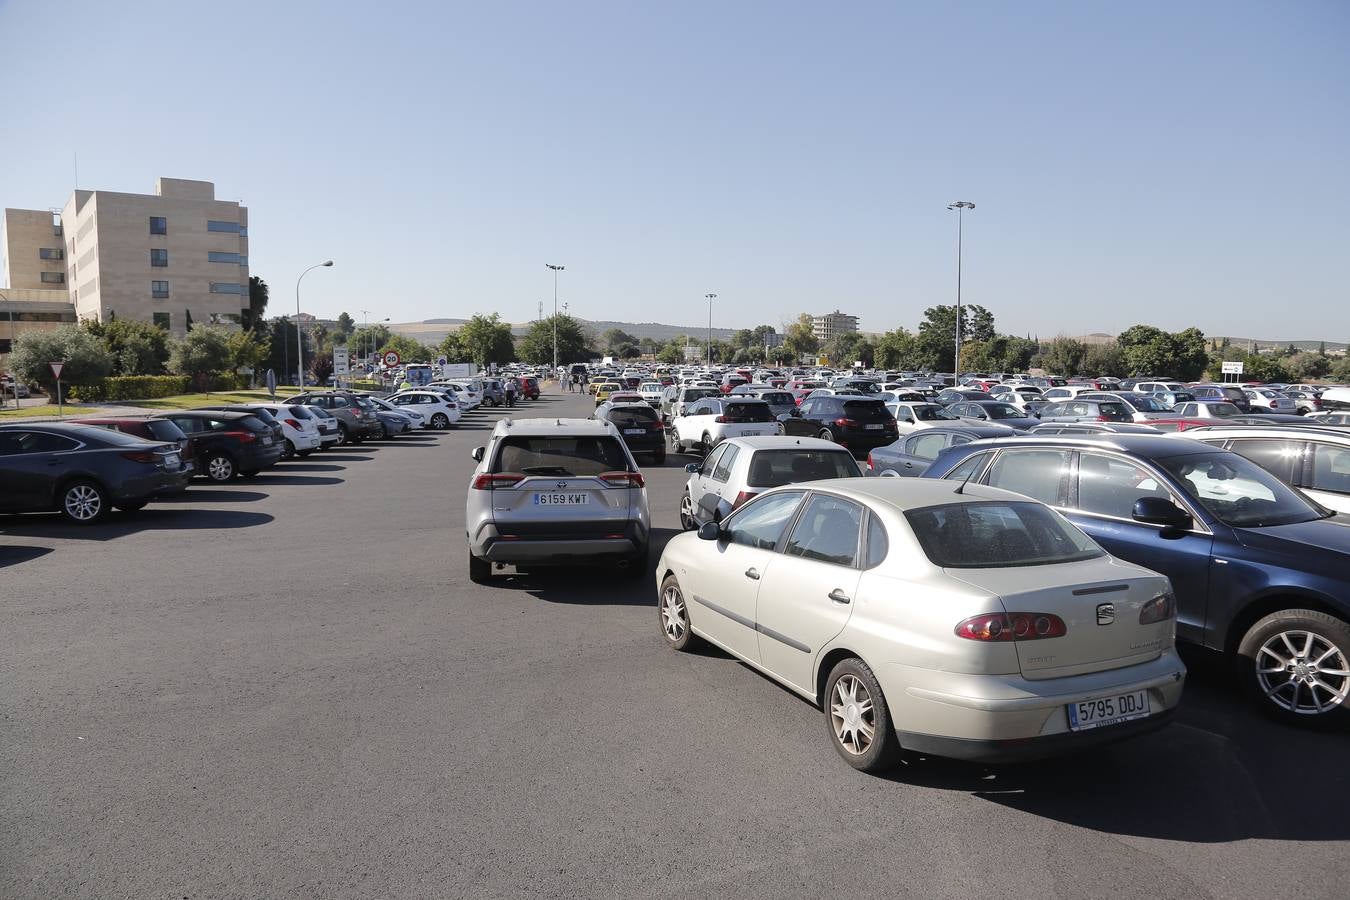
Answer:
[
  {"left": 720, "top": 374, "right": 749, "bottom": 394},
  {"left": 519, "top": 376, "right": 540, "bottom": 400},
  {"left": 70, "top": 417, "right": 197, "bottom": 476}
]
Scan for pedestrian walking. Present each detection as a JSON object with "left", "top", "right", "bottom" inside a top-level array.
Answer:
[{"left": 505, "top": 376, "right": 519, "bottom": 407}]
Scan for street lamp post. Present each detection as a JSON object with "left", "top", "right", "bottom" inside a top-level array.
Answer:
[
  {"left": 295, "top": 260, "right": 334, "bottom": 389},
  {"left": 705, "top": 293, "right": 717, "bottom": 365},
  {"left": 947, "top": 201, "right": 975, "bottom": 377},
  {"left": 546, "top": 264, "right": 565, "bottom": 372},
  {"left": 1, "top": 288, "right": 16, "bottom": 409}
]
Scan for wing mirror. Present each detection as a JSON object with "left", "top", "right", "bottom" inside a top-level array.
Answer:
[
  {"left": 684, "top": 462, "right": 700, "bottom": 474},
  {"left": 471, "top": 446, "right": 485, "bottom": 462},
  {"left": 1132, "top": 496, "right": 1191, "bottom": 530},
  {"left": 697, "top": 521, "right": 722, "bottom": 541}
]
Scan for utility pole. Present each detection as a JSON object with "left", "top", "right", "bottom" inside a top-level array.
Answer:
[
  {"left": 706, "top": 293, "right": 717, "bottom": 365},
  {"left": 546, "top": 264, "right": 565, "bottom": 371},
  {"left": 295, "top": 260, "right": 334, "bottom": 389},
  {"left": 947, "top": 201, "right": 975, "bottom": 375}
]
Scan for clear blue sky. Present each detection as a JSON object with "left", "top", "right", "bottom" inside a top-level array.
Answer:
[{"left": 2, "top": 0, "right": 1346, "bottom": 341}]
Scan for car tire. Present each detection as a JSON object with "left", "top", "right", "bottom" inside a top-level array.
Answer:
[
  {"left": 652, "top": 448, "right": 666, "bottom": 465},
  {"left": 823, "top": 657, "right": 902, "bottom": 773},
  {"left": 1237, "top": 608, "right": 1350, "bottom": 726},
  {"left": 701, "top": 431, "right": 716, "bottom": 451},
  {"left": 297, "top": 449, "right": 314, "bottom": 458},
  {"left": 669, "top": 431, "right": 685, "bottom": 454},
  {"left": 337, "top": 424, "right": 350, "bottom": 445},
  {"left": 678, "top": 491, "right": 698, "bottom": 531},
  {"left": 282, "top": 440, "right": 296, "bottom": 460},
  {"left": 468, "top": 551, "right": 491, "bottom": 584},
  {"left": 659, "top": 574, "right": 701, "bottom": 651},
  {"left": 483, "top": 397, "right": 496, "bottom": 408},
  {"left": 204, "top": 453, "right": 236, "bottom": 482},
  {"left": 431, "top": 413, "right": 449, "bottom": 430},
  {"left": 818, "top": 428, "right": 834, "bottom": 442},
  {"left": 59, "top": 480, "right": 109, "bottom": 525},
  {"left": 115, "top": 500, "right": 148, "bottom": 512}
]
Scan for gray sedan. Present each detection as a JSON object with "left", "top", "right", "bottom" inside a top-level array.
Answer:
[{"left": 866, "top": 423, "right": 1019, "bottom": 477}]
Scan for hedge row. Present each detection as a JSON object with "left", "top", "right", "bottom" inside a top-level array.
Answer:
[{"left": 69, "top": 373, "right": 252, "bottom": 402}]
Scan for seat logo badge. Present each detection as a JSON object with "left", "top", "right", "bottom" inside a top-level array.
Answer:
[{"left": 1097, "top": 603, "right": 1115, "bottom": 625}]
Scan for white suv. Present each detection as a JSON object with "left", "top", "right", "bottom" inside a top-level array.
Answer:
[
  {"left": 386, "top": 390, "right": 462, "bottom": 428},
  {"left": 669, "top": 397, "right": 780, "bottom": 454},
  {"left": 465, "top": 417, "right": 651, "bottom": 582},
  {"left": 245, "top": 403, "right": 322, "bottom": 458}
]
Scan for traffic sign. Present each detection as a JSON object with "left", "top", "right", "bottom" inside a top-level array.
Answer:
[
  {"left": 1221, "top": 361, "right": 1244, "bottom": 375},
  {"left": 437, "top": 356, "right": 448, "bottom": 367},
  {"left": 383, "top": 350, "right": 401, "bottom": 367},
  {"left": 49, "top": 362, "right": 64, "bottom": 380}
]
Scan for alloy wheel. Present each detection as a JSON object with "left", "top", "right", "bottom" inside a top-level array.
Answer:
[
  {"left": 661, "top": 585, "right": 687, "bottom": 641},
  {"left": 1256, "top": 630, "right": 1350, "bottom": 715},
  {"left": 207, "top": 456, "right": 234, "bottom": 481},
  {"left": 679, "top": 492, "right": 697, "bottom": 530},
  {"left": 830, "top": 674, "right": 876, "bottom": 755},
  {"left": 63, "top": 484, "right": 103, "bottom": 521}
]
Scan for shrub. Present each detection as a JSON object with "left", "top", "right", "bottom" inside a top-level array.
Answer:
[{"left": 69, "top": 375, "right": 191, "bottom": 402}]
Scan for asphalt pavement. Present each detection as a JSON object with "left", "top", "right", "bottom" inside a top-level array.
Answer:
[{"left": 2, "top": 387, "right": 1348, "bottom": 899}]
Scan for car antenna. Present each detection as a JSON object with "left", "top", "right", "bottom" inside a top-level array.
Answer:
[{"left": 953, "top": 463, "right": 977, "bottom": 495}]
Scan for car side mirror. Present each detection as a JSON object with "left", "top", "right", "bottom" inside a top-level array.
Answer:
[
  {"left": 471, "top": 446, "right": 485, "bottom": 462},
  {"left": 684, "top": 462, "right": 700, "bottom": 474},
  {"left": 1132, "top": 496, "right": 1191, "bottom": 530},
  {"left": 697, "top": 521, "right": 722, "bottom": 541}
]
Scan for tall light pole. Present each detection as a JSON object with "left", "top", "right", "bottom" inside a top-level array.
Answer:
[
  {"left": 1, "top": 288, "right": 16, "bottom": 409},
  {"left": 947, "top": 202, "right": 975, "bottom": 377},
  {"left": 546, "top": 264, "right": 565, "bottom": 371},
  {"left": 296, "top": 260, "right": 334, "bottom": 388},
  {"left": 705, "top": 293, "right": 717, "bottom": 365},
  {"left": 359, "top": 308, "right": 371, "bottom": 369}
]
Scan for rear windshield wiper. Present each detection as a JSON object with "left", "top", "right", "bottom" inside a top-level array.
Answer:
[{"left": 521, "top": 466, "right": 575, "bottom": 476}]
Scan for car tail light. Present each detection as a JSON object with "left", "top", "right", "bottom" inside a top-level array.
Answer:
[
  {"left": 284, "top": 419, "right": 301, "bottom": 429},
  {"left": 224, "top": 429, "right": 257, "bottom": 443},
  {"left": 120, "top": 451, "right": 158, "bottom": 463},
  {"left": 731, "top": 490, "right": 757, "bottom": 510},
  {"left": 834, "top": 417, "right": 858, "bottom": 428},
  {"left": 648, "top": 421, "right": 664, "bottom": 432},
  {"left": 714, "top": 415, "right": 726, "bottom": 423},
  {"left": 866, "top": 452, "right": 874, "bottom": 471},
  {"left": 471, "top": 472, "right": 524, "bottom": 490},
  {"left": 600, "top": 471, "right": 645, "bottom": 488},
  {"left": 1139, "top": 591, "right": 1176, "bottom": 624},
  {"left": 955, "top": 612, "right": 1067, "bottom": 641}
]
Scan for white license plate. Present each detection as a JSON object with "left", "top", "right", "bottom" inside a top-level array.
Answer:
[
  {"left": 865, "top": 423, "right": 885, "bottom": 430},
  {"left": 1066, "top": 690, "right": 1151, "bottom": 732},
  {"left": 533, "top": 493, "right": 590, "bottom": 506},
  {"left": 262, "top": 436, "right": 273, "bottom": 445},
  {"left": 164, "top": 453, "right": 180, "bottom": 469},
  {"left": 624, "top": 428, "right": 645, "bottom": 435}
]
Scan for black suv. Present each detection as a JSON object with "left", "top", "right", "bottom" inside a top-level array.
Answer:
[
  {"left": 285, "top": 392, "right": 383, "bottom": 442},
  {"left": 154, "top": 410, "right": 283, "bottom": 482},
  {"left": 780, "top": 395, "right": 898, "bottom": 456},
  {"left": 597, "top": 402, "right": 666, "bottom": 463}
]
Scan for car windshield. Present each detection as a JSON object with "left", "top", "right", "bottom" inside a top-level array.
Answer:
[
  {"left": 1157, "top": 451, "right": 1330, "bottom": 527},
  {"left": 1208, "top": 402, "right": 1242, "bottom": 416},
  {"left": 985, "top": 403, "right": 1026, "bottom": 419},
  {"left": 494, "top": 436, "right": 631, "bottom": 477},
  {"left": 724, "top": 402, "right": 775, "bottom": 422},
  {"left": 746, "top": 449, "right": 861, "bottom": 486},
  {"left": 607, "top": 406, "right": 658, "bottom": 427},
  {"left": 682, "top": 388, "right": 718, "bottom": 401},
  {"left": 906, "top": 501, "right": 1104, "bottom": 568},
  {"left": 1129, "top": 395, "right": 1169, "bottom": 412},
  {"left": 759, "top": 392, "right": 794, "bottom": 405}
]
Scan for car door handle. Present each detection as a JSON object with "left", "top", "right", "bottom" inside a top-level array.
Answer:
[
  {"left": 828, "top": 588, "right": 851, "bottom": 604},
  {"left": 904, "top": 461, "right": 913, "bottom": 468},
  {"left": 744, "top": 568, "right": 760, "bottom": 580}
]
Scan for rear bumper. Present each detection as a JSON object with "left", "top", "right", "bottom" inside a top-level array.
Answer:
[
  {"left": 879, "top": 650, "right": 1187, "bottom": 763},
  {"left": 115, "top": 469, "right": 194, "bottom": 500},
  {"left": 471, "top": 521, "right": 649, "bottom": 563},
  {"left": 620, "top": 433, "right": 666, "bottom": 453}
]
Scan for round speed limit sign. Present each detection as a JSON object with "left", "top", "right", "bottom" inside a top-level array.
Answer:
[{"left": 383, "top": 350, "right": 401, "bottom": 367}]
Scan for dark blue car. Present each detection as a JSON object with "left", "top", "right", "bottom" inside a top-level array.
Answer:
[{"left": 922, "top": 434, "right": 1350, "bottom": 726}]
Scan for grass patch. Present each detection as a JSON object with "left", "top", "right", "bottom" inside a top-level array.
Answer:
[
  {"left": 0, "top": 404, "right": 109, "bottom": 419},
  {"left": 121, "top": 388, "right": 305, "bottom": 410}
]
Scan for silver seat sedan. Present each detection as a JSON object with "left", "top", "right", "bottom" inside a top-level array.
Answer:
[{"left": 655, "top": 478, "right": 1186, "bottom": 772}]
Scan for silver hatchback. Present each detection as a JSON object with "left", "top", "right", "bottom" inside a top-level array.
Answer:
[{"left": 466, "top": 417, "right": 651, "bottom": 583}]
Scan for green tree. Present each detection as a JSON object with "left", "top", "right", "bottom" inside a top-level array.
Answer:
[
  {"left": 731, "top": 329, "right": 755, "bottom": 351},
  {"left": 335, "top": 312, "right": 356, "bottom": 338},
  {"left": 656, "top": 342, "right": 685, "bottom": 364},
  {"left": 243, "top": 276, "right": 270, "bottom": 333},
  {"left": 1117, "top": 324, "right": 1208, "bottom": 379},
  {"left": 783, "top": 313, "right": 820, "bottom": 361},
  {"left": 379, "top": 333, "right": 432, "bottom": 363},
  {"left": 9, "top": 324, "right": 113, "bottom": 394},
  {"left": 263, "top": 316, "right": 309, "bottom": 383},
  {"left": 456, "top": 313, "right": 517, "bottom": 367},
  {"left": 825, "top": 331, "right": 872, "bottom": 368},
  {"left": 1037, "top": 337, "right": 1087, "bottom": 376},
  {"left": 619, "top": 343, "right": 642, "bottom": 360},
  {"left": 1081, "top": 341, "right": 1125, "bottom": 377},
  {"left": 352, "top": 323, "right": 392, "bottom": 361},
  {"left": 1238, "top": 352, "right": 1291, "bottom": 384},
  {"left": 437, "top": 331, "right": 470, "bottom": 364},
  {"left": 1286, "top": 351, "right": 1331, "bottom": 380},
  {"left": 599, "top": 327, "right": 639, "bottom": 351},
  {"left": 226, "top": 329, "right": 271, "bottom": 383},
  {"left": 168, "top": 326, "right": 233, "bottom": 389},
  {"left": 519, "top": 314, "right": 590, "bottom": 365},
  {"left": 85, "top": 317, "right": 171, "bottom": 376}
]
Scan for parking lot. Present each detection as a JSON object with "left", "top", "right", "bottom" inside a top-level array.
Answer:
[{"left": 3, "top": 387, "right": 1348, "bottom": 899}]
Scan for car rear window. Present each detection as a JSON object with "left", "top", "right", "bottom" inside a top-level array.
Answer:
[
  {"left": 1097, "top": 402, "right": 1129, "bottom": 417},
  {"left": 287, "top": 405, "right": 314, "bottom": 419},
  {"left": 493, "top": 436, "right": 631, "bottom": 476},
  {"left": 759, "top": 392, "right": 793, "bottom": 405},
  {"left": 746, "top": 449, "right": 861, "bottom": 487},
  {"left": 985, "top": 403, "right": 1026, "bottom": 420},
  {"left": 607, "top": 406, "right": 658, "bottom": 427},
  {"left": 144, "top": 420, "right": 186, "bottom": 442},
  {"left": 842, "top": 400, "right": 888, "bottom": 420},
  {"left": 905, "top": 501, "right": 1104, "bottom": 568},
  {"left": 724, "top": 402, "right": 775, "bottom": 422}
]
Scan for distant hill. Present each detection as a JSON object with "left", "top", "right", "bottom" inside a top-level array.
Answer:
[
  {"left": 388, "top": 317, "right": 740, "bottom": 347},
  {"left": 1213, "top": 337, "right": 1347, "bottom": 353}
]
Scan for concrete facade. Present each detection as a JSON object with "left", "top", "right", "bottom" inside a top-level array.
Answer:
[
  {"left": 811, "top": 310, "right": 859, "bottom": 343},
  {"left": 60, "top": 178, "right": 249, "bottom": 337},
  {"left": 0, "top": 289, "right": 79, "bottom": 358},
  {"left": 2, "top": 208, "right": 68, "bottom": 291}
]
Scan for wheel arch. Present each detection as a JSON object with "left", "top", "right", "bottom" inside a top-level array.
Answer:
[
  {"left": 1225, "top": 590, "right": 1350, "bottom": 656},
  {"left": 53, "top": 472, "right": 110, "bottom": 508},
  {"left": 814, "top": 646, "right": 867, "bottom": 708}
]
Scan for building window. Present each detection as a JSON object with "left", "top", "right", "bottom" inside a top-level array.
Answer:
[
  {"left": 153, "top": 312, "right": 171, "bottom": 330},
  {"left": 209, "top": 282, "right": 245, "bottom": 294},
  {"left": 149, "top": 216, "right": 167, "bottom": 235},
  {"left": 39, "top": 247, "right": 65, "bottom": 260},
  {"left": 207, "top": 220, "right": 241, "bottom": 233},
  {"left": 150, "top": 249, "right": 169, "bottom": 267},
  {"left": 152, "top": 280, "right": 170, "bottom": 299},
  {"left": 40, "top": 272, "right": 65, "bottom": 284},
  {"left": 208, "top": 251, "right": 242, "bottom": 264}
]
